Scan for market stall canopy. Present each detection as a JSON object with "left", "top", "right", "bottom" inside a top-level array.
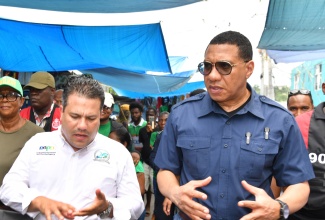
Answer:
[
  {"left": 0, "top": 19, "right": 170, "bottom": 73},
  {"left": 0, "top": 0, "right": 205, "bottom": 97},
  {"left": 0, "top": 0, "right": 199, "bottom": 13},
  {"left": 257, "top": 0, "right": 325, "bottom": 63}
]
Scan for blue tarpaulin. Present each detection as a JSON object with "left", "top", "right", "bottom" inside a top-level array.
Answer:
[
  {"left": 0, "top": 0, "right": 200, "bottom": 13},
  {"left": 258, "top": 0, "right": 325, "bottom": 63},
  {"left": 0, "top": 19, "right": 170, "bottom": 73},
  {"left": 0, "top": 1, "right": 206, "bottom": 98}
]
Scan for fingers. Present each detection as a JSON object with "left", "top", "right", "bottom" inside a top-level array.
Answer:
[
  {"left": 186, "top": 176, "right": 212, "bottom": 200},
  {"left": 33, "top": 197, "right": 75, "bottom": 220},
  {"left": 170, "top": 177, "right": 212, "bottom": 220},
  {"left": 163, "top": 198, "right": 172, "bottom": 215},
  {"left": 74, "top": 190, "right": 108, "bottom": 216},
  {"left": 177, "top": 197, "right": 210, "bottom": 219},
  {"left": 238, "top": 200, "right": 256, "bottom": 209},
  {"left": 95, "top": 189, "right": 105, "bottom": 200},
  {"left": 241, "top": 180, "right": 260, "bottom": 196},
  {"left": 192, "top": 176, "right": 212, "bottom": 189}
]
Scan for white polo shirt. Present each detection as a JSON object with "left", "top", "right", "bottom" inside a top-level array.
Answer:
[{"left": 0, "top": 128, "right": 144, "bottom": 220}]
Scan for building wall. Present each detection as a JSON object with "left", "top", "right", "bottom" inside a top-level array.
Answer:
[{"left": 291, "top": 59, "right": 325, "bottom": 106}]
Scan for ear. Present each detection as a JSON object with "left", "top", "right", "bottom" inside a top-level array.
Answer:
[
  {"left": 19, "top": 97, "right": 25, "bottom": 108},
  {"left": 322, "top": 83, "right": 325, "bottom": 95},
  {"left": 51, "top": 88, "right": 56, "bottom": 96},
  {"left": 245, "top": 60, "right": 254, "bottom": 79}
]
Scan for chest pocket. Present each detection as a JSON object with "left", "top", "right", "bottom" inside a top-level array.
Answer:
[
  {"left": 177, "top": 136, "right": 211, "bottom": 179},
  {"left": 239, "top": 139, "right": 279, "bottom": 181}
]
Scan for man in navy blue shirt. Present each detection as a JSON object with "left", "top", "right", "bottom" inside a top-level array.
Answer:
[{"left": 154, "top": 31, "right": 314, "bottom": 220}]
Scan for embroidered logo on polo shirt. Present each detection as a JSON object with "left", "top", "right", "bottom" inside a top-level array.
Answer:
[
  {"left": 94, "top": 149, "right": 110, "bottom": 164},
  {"left": 36, "top": 146, "right": 56, "bottom": 155}
]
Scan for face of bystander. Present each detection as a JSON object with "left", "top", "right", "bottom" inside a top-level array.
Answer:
[
  {"left": 130, "top": 108, "right": 142, "bottom": 125},
  {"left": 287, "top": 94, "right": 314, "bottom": 117},
  {"left": 157, "top": 113, "right": 169, "bottom": 131},
  {"left": 0, "top": 86, "right": 24, "bottom": 120},
  {"left": 100, "top": 105, "right": 112, "bottom": 124},
  {"left": 29, "top": 87, "right": 55, "bottom": 112},
  {"left": 54, "top": 90, "right": 63, "bottom": 107}
]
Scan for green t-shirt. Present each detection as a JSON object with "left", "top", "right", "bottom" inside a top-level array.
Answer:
[
  {"left": 128, "top": 119, "right": 147, "bottom": 151},
  {"left": 135, "top": 160, "right": 144, "bottom": 173},
  {"left": 150, "top": 131, "right": 158, "bottom": 148},
  {"left": 98, "top": 121, "right": 111, "bottom": 136}
]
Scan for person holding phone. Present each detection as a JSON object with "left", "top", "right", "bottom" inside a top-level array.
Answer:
[{"left": 138, "top": 107, "right": 158, "bottom": 219}]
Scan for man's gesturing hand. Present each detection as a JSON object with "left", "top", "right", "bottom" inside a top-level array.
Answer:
[
  {"left": 171, "top": 176, "right": 212, "bottom": 220},
  {"left": 238, "top": 180, "right": 280, "bottom": 220},
  {"left": 73, "top": 189, "right": 110, "bottom": 217},
  {"left": 28, "top": 196, "right": 76, "bottom": 220}
]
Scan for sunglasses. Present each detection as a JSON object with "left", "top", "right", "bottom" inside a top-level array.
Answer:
[
  {"left": 197, "top": 60, "right": 249, "bottom": 76},
  {"left": 103, "top": 105, "right": 111, "bottom": 111},
  {"left": 288, "top": 89, "right": 311, "bottom": 97}
]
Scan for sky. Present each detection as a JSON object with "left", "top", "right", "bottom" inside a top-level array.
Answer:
[
  {"left": 0, "top": 0, "right": 302, "bottom": 88},
  {"left": 159, "top": 0, "right": 302, "bottom": 88}
]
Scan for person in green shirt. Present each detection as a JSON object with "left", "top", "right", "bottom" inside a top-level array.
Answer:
[
  {"left": 98, "top": 92, "right": 123, "bottom": 136},
  {"left": 149, "top": 111, "right": 169, "bottom": 148},
  {"left": 128, "top": 102, "right": 147, "bottom": 152}
]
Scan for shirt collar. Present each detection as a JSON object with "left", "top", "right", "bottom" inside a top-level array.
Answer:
[
  {"left": 130, "top": 118, "right": 146, "bottom": 127},
  {"left": 197, "top": 83, "right": 264, "bottom": 119},
  {"left": 33, "top": 102, "right": 54, "bottom": 119}
]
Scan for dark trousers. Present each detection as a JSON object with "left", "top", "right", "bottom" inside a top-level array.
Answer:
[{"left": 153, "top": 177, "right": 175, "bottom": 220}]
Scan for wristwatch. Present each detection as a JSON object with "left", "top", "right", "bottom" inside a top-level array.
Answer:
[
  {"left": 275, "top": 199, "right": 289, "bottom": 220},
  {"left": 98, "top": 201, "right": 113, "bottom": 219}
]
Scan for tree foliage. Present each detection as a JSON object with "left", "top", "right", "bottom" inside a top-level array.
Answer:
[{"left": 274, "top": 86, "right": 290, "bottom": 102}]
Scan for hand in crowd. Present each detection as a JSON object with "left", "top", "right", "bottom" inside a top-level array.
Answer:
[
  {"left": 131, "top": 151, "right": 140, "bottom": 167},
  {"left": 162, "top": 197, "right": 173, "bottom": 216},
  {"left": 73, "top": 189, "right": 110, "bottom": 217},
  {"left": 146, "top": 123, "right": 153, "bottom": 132},
  {"left": 238, "top": 180, "right": 280, "bottom": 220},
  {"left": 171, "top": 176, "right": 212, "bottom": 220},
  {"left": 28, "top": 196, "right": 76, "bottom": 220}
]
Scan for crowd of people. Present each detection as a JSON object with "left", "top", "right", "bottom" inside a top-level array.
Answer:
[{"left": 0, "top": 30, "right": 324, "bottom": 220}]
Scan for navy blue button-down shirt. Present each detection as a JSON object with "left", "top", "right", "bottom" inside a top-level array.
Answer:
[{"left": 155, "top": 84, "right": 314, "bottom": 219}]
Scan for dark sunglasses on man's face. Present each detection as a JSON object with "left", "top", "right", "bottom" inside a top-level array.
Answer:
[
  {"left": 197, "top": 60, "right": 249, "bottom": 76},
  {"left": 288, "top": 89, "right": 311, "bottom": 97}
]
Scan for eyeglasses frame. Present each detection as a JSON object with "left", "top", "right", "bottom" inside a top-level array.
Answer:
[
  {"left": 0, "top": 91, "right": 22, "bottom": 102},
  {"left": 198, "top": 60, "right": 250, "bottom": 76}
]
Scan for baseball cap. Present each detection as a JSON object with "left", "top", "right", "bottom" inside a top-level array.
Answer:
[
  {"left": 24, "top": 71, "right": 55, "bottom": 89},
  {"left": 0, "top": 76, "right": 23, "bottom": 96},
  {"left": 120, "top": 104, "right": 130, "bottom": 111},
  {"left": 104, "top": 92, "right": 115, "bottom": 108}
]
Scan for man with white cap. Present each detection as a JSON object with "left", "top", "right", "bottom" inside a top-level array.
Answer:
[
  {"left": 20, "top": 71, "right": 61, "bottom": 132},
  {"left": 98, "top": 92, "right": 124, "bottom": 137}
]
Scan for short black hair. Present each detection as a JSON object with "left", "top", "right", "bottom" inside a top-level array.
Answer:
[
  {"left": 110, "top": 127, "right": 133, "bottom": 152},
  {"left": 129, "top": 101, "right": 144, "bottom": 113},
  {"left": 62, "top": 75, "right": 104, "bottom": 111},
  {"left": 286, "top": 93, "right": 314, "bottom": 106},
  {"left": 208, "top": 31, "right": 253, "bottom": 61},
  {"left": 189, "top": 89, "right": 206, "bottom": 97},
  {"left": 146, "top": 106, "right": 157, "bottom": 115}
]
